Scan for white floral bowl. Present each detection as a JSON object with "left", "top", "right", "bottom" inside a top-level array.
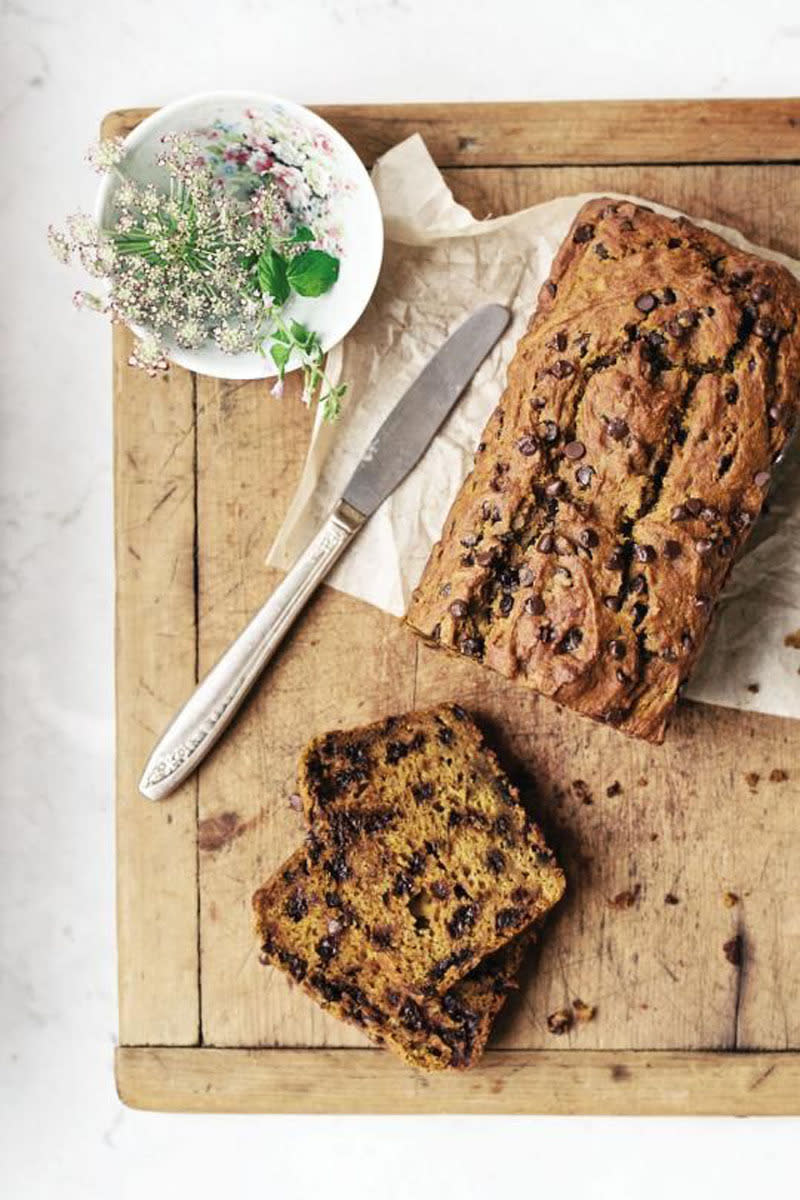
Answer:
[{"left": 94, "top": 90, "right": 384, "bottom": 379}]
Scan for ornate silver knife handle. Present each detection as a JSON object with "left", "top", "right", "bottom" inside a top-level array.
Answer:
[{"left": 139, "top": 498, "right": 365, "bottom": 801}]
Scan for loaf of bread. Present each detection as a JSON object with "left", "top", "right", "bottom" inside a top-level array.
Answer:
[
  {"left": 406, "top": 199, "right": 800, "bottom": 741},
  {"left": 253, "top": 705, "right": 564, "bottom": 1070}
]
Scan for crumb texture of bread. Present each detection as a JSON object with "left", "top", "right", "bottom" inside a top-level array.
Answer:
[
  {"left": 253, "top": 705, "right": 564, "bottom": 1070},
  {"left": 406, "top": 200, "right": 800, "bottom": 741}
]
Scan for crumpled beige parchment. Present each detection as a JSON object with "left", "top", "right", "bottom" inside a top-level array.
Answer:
[{"left": 268, "top": 134, "right": 800, "bottom": 720}]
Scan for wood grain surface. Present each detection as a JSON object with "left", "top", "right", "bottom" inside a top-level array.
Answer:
[{"left": 109, "top": 101, "right": 800, "bottom": 1112}]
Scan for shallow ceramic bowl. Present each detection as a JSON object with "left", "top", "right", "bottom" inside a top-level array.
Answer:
[{"left": 95, "top": 90, "right": 384, "bottom": 379}]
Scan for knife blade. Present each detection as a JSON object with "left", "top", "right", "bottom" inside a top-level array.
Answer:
[{"left": 139, "top": 304, "right": 510, "bottom": 800}]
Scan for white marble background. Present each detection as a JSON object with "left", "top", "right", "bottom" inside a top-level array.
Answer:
[{"left": 1, "top": 1, "right": 798, "bottom": 1196}]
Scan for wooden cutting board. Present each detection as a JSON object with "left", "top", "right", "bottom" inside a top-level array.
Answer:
[{"left": 110, "top": 99, "right": 800, "bottom": 1114}]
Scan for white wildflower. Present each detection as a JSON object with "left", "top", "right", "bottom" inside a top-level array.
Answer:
[
  {"left": 213, "top": 323, "right": 250, "bottom": 354},
  {"left": 67, "top": 211, "right": 98, "bottom": 245},
  {"left": 175, "top": 318, "right": 205, "bottom": 349},
  {"left": 72, "top": 289, "right": 104, "bottom": 312},
  {"left": 86, "top": 136, "right": 126, "bottom": 173},
  {"left": 47, "top": 224, "right": 71, "bottom": 265},
  {"left": 129, "top": 333, "right": 168, "bottom": 375},
  {"left": 270, "top": 378, "right": 284, "bottom": 398}
]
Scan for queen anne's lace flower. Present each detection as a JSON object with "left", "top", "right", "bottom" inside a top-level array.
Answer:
[
  {"left": 129, "top": 334, "right": 168, "bottom": 375},
  {"left": 86, "top": 137, "right": 126, "bottom": 173},
  {"left": 47, "top": 225, "right": 71, "bottom": 265}
]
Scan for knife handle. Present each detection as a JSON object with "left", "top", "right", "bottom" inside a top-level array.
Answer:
[{"left": 138, "top": 499, "right": 366, "bottom": 801}]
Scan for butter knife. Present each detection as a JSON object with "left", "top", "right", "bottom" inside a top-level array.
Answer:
[{"left": 139, "top": 303, "right": 510, "bottom": 800}]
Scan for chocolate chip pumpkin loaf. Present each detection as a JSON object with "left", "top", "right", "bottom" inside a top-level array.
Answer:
[
  {"left": 253, "top": 705, "right": 564, "bottom": 1070},
  {"left": 254, "top": 848, "right": 533, "bottom": 1070},
  {"left": 406, "top": 199, "right": 800, "bottom": 742},
  {"left": 291, "top": 705, "right": 564, "bottom": 995}
]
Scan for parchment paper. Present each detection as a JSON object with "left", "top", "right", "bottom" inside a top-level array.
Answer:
[{"left": 268, "top": 134, "right": 800, "bottom": 720}]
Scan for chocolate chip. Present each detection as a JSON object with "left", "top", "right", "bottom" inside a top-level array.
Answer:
[
  {"left": 606, "top": 547, "right": 625, "bottom": 570},
  {"left": 667, "top": 236, "right": 682, "bottom": 249},
  {"left": 449, "top": 599, "right": 468, "bottom": 618},
  {"left": 545, "top": 477, "right": 566, "bottom": 497},
  {"left": 754, "top": 470, "right": 770, "bottom": 487},
  {"left": 460, "top": 532, "right": 480, "bottom": 547},
  {"left": 431, "top": 881, "right": 449, "bottom": 900},
  {"left": 670, "top": 504, "right": 688, "bottom": 522},
  {"left": 724, "top": 381, "right": 739, "bottom": 404},
  {"left": 768, "top": 404, "right": 783, "bottom": 425},
  {"left": 516, "top": 435, "right": 539, "bottom": 456},
  {"left": 548, "top": 331, "right": 568, "bottom": 351},
  {"left": 556, "top": 626, "right": 583, "bottom": 654},
  {"left": 666, "top": 319, "right": 685, "bottom": 339},
  {"left": 499, "top": 592, "right": 514, "bottom": 616},
  {"left": 685, "top": 498, "right": 703, "bottom": 516},
  {"left": 544, "top": 280, "right": 557, "bottom": 298},
  {"left": 486, "top": 849, "right": 505, "bottom": 875},
  {"left": 537, "top": 533, "right": 555, "bottom": 553},
  {"left": 635, "top": 292, "right": 658, "bottom": 313},
  {"left": 550, "top": 359, "right": 575, "bottom": 379},
  {"left": 595, "top": 242, "right": 610, "bottom": 260},
  {"left": 664, "top": 539, "right": 682, "bottom": 560},
  {"left": 447, "top": 904, "right": 478, "bottom": 939},
  {"left": 695, "top": 538, "right": 714, "bottom": 555},
  {"left": 632, "top": 602, "right": 648, "bottom": 626},
  {"left": 542, "top": 420, "right": 559, "bottom": 443},
  {"left": 316, "top": 935, "right": 339, "bottom": 964},
  {"left": 603, "top": 594, "right": 622, "bottom": 611},
  {"left": 751, "top": 283, "right": 772, "bottom": 303},
  {"left": 606, "top": 417, "right": 629, "bottom": 441},
  {"left": 677, "top": 308, "right": 698, "bottom": 328},
  {"left": 608, "top": 638, "right": 626, "bottom": 660},
  {"left": 284, "top": 891, "right": 308, "bottom": 922},
  {"left": 459, "top": 635, "right": 484, "bottom": 658},
  {"left": 662, "top": 286, "right": 677, "bottom": 304},
  {"left": 495, "top": 907, "right": 525, "bottom": 933},
  {"left": 524, "top": 595, "right": 545, "bottom": 616},
  {"left": 634, "top": 543, "right": 656, "bottom": 563},
  {"left": 575, "top": 464, "right": 594, "bottom": 487},
  {"left": 573, "top": 223, "right": 595, "bottom": 243},
  {"left": 628, "top": 573, "right": 646, "bottom": 595},
  {"left": 579, "top": 528, "right": 599, "bottom": 548},
  {"left": 475, "top": 550, "right": 494, "bottom": 567},
  {"left": 615, "top": 668, "right": 630, "bottom": 684},
  {"left": 754, "top": 317, "right": 774, "bottom": 339},
  {"left": 538, "top": 623, "right": 554, "bottom": 643},
  {"left": 694, "top": 593, "right": 711, "bottom": 611},
  {"left": 647, "top": 330, "right": 666, "bottom": 348},
  {"left": 564, "top": 440, "right": 586, "bottom": 460}
]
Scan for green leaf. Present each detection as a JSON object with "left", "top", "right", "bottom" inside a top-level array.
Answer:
[
  {"left": 270, "top": 341, "right": 290, "bottom": 373},
  {"left": 287, "top": 249, "right": 340, "bottom": 297},
  {"left": 258, "top": 248, "right": 289, "bottom": 306},
  {"left": 289, "top": 320, "right": 311, "bottom": 347},
  {"left": 289, "top": 225, "right": 314, "bottom": 244},
  {"left": 271, "top": 327, "right": 290, "bottom": 344}
]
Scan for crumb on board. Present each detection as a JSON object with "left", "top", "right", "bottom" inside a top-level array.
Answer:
[
  {"left": 744, "top": 771, "right": 760, "bottom": 789},
  {"left": 746, "top": 683, "right": 760, "bottom": 694},
  {"left": 723, "top": 891, "right": 739, "bottom": 908},
  {"left": 606, "top": 780, "right": 623, "bottom": 797},
  {"left": 784, "top": 629, "right": 800, "bottom": 650},
  {"left": 723, "top": 935, "right": 743, "bottom": 966},
  {"left": 546, "top": 1008, "right": 573, "bottom": 1035},
  {"left": 288, "top": 793, "right": 302, "bottom": 811},
  {"left": 769, "top": 768, "right": 789, "bottom": 783},
  {"left": 609, "top": 883, "right": 641, "bottom": 909},
  {"left": 637, "top": 776, "right": 648, "bottom": 787},
  {"left": 664, "top": 892, "right": 680, "bottom": 905},
  {"left": 572, "top": 997, "right": 596, "bottom": 1023},
  {"left": 572, "top": 779, "right": 592, "bottom": 805}
]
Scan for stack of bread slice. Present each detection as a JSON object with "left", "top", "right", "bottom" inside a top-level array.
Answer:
[{"left": 253, "top": 705, "right": 565, "bottom": 1070}]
